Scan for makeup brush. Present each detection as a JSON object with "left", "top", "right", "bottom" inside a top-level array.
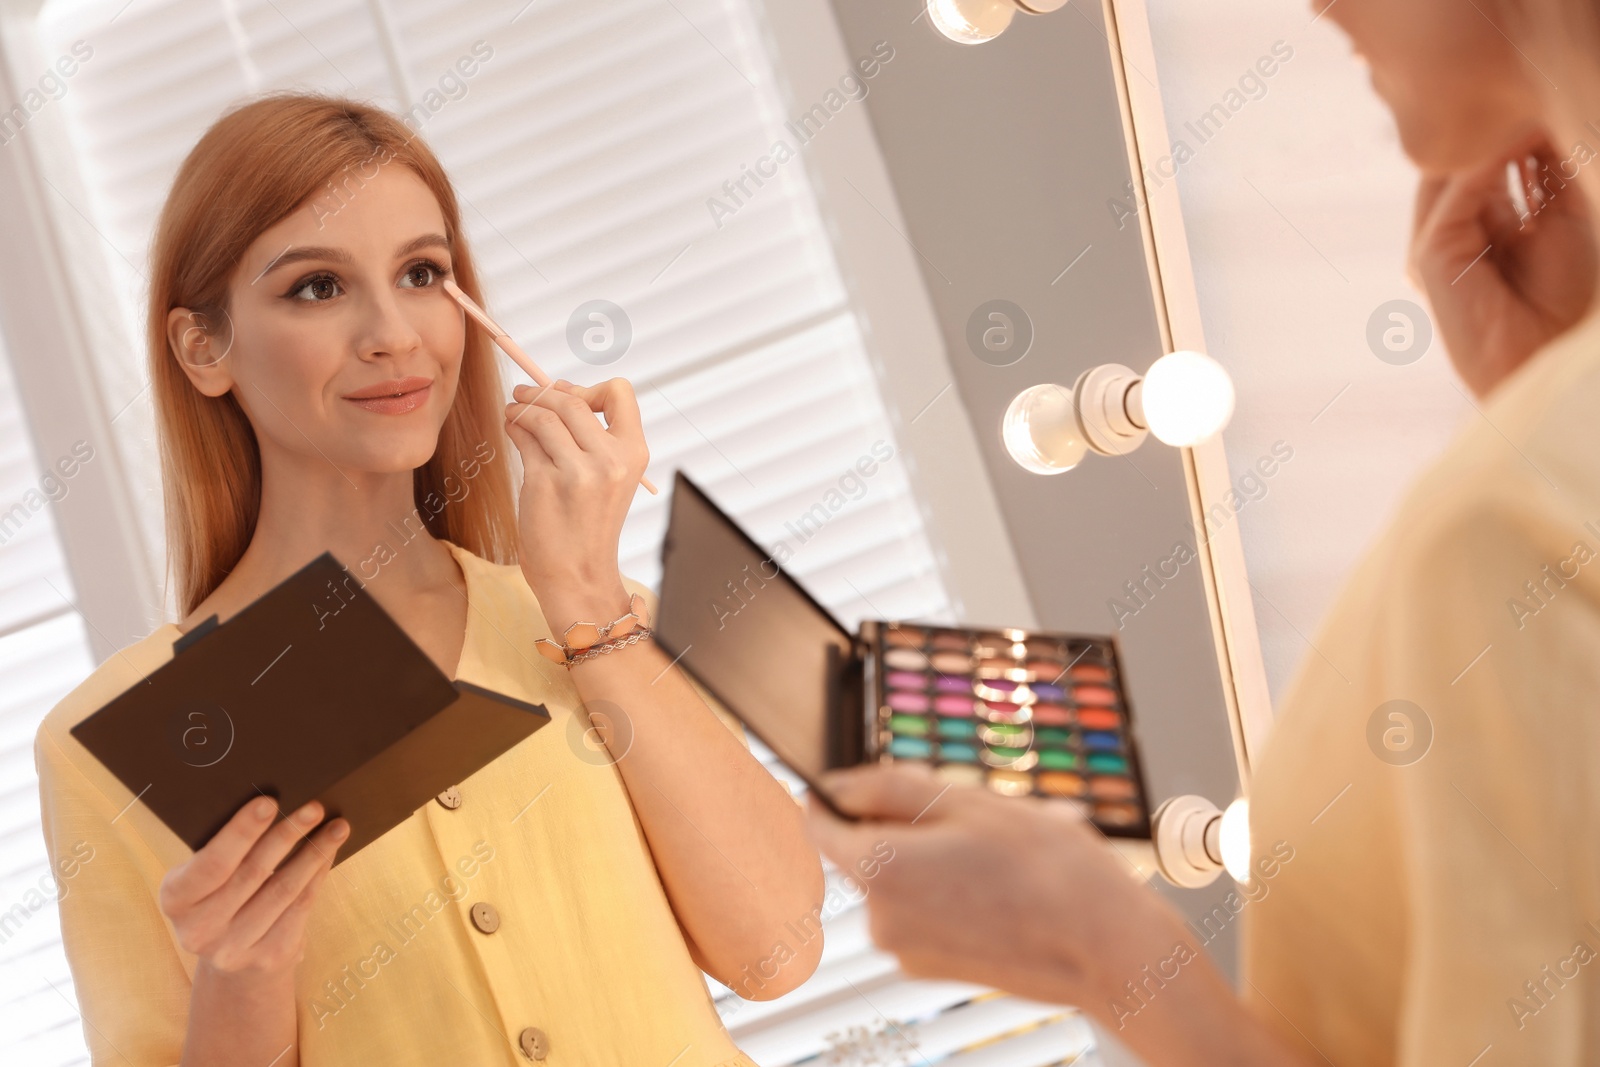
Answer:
[{"left": 443, "top": 277, "right": 658, "bottom": 496}]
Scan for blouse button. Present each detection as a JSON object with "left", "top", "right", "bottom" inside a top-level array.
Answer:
[
  {"left": 436, "top": 786, "right": 463, "bottom": 810},
  {"left": 518, "top": 1026, "right": 549, "bottom": 1060},
  {"left": 470, "top": 901, "right": 501, "bottom": 934}
]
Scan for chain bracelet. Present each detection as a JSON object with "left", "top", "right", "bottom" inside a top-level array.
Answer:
[{"left": 564, "top": 626, "right": 655, "bottom": 667}]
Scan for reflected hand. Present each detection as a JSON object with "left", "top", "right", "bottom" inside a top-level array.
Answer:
[
  {"left": 159, "top": 797, "right": 346, "bottom": 977},
  {"left": 503, "top": 378, "right": 649, "bottom": 632},
  {"left": 1410, "top": 131, "right": 1598, "bottom": 398}
]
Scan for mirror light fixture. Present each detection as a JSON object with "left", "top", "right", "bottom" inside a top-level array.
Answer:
[
  {"left": 925, "top": 0, "right": 1070, "bottom": 45},
  {"left": 1002, "top": 350, "right": 1235, "bottom": 475},
  {"left": 1150, "top": 794, "right": 1251, "bottom": 888}
]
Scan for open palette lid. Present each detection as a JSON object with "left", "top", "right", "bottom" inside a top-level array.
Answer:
[
  {"left": 656, "top": 472, "right": 1155, "bottom": 844},
  {"left": 655, "top": 472, "right": 865, "bottom": 789}
]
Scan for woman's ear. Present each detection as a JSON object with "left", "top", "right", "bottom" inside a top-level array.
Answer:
[{"left": 165, "top": 305, "right": 237, "bottom": 397}]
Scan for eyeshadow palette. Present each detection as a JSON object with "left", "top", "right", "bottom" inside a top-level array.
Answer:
[
  {"left": 654, "top": 471, "right": 1153, "bottom": 839},
  {"left": 864, "top": 621, "right": 1148, "bottom": 832}
]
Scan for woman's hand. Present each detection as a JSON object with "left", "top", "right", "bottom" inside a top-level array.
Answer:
[
  {"left": 1410, "top": 131, "right": 1598, "bottom": 398},
  {"left": 503, "top": 379, "right": 649, "bottom": 631},
  {"left": 804, "top": 765, "right": 1313, "bottom": 1066},
  {"left": 803, "top": 763, "right": 1178, "bottom": 1009},
  {"left": 160, "top": 796, "right": 346, "bottom": 977},
  {"left": 161, "top": 797, "right": 346, "bottom": 1067}
]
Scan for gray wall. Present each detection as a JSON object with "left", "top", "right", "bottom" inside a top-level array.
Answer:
[{"left": 819, "top": 0, "right": 1243, "bottom": 978}]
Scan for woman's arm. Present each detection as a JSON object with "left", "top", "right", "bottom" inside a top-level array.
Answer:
[
  {"left": 37, "top": 724, "right": 346, "bottom": 1066},
  {"left": 166, "top": 798, "right": 347, "bottom": 1066},
  {"left": 804, "top": 764, "right": 1316, "bottom": 1066},
  {"left": 502, "top": 376, "right": 826, "bottom": 999},
  {"left": 554, "top": 605, "right": 827, "bottom": 998}
]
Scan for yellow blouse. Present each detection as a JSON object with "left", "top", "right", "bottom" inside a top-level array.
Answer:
[
  {"left": 1245, "top": 307, "right": 1600, "bottom": 1064},
  {"left": 35, "top": 540, "right": 760, "bottom": 1066}
]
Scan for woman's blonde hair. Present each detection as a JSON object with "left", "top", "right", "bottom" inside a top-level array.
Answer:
[{"left": 148, "top": 92, "right": 518, "bottom": 615}]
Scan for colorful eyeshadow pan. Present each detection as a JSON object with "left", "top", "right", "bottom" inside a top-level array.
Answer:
[
  {"left": 937, "top": 717, "right": 977, "bottom": 739},
  {"left": 987, "top": 769, "right": 1034, "bottom": 796},
  {"left": 883, "top": 648, "right": 929, "bottom": 670},
  {"left": 888, "top": 714, "right": 930, "bottom": 736},
  {"left": 1088, "top": 775, "right": 1136, "bottom": 799},
  {"left": 887, "top": 691, "right": 931, "bottom": 713},
  {"left": 937, "top": 763, "right": 985, "bottom": 786},
  {"left": 974, "top": 701, "right": 1030, "bottom": 725},
  {"left": 1076, "top": 708, "right": 1121, "bottom": 730},
  {"left": 1038, "top": 749, "right": 1080, "bottom": 771},
  {"left": 981, "top": 747, "right": 1038, "bottom": 770},
  {"left": 1087, "top": 753, "right": 1129, "bottom": 774},
  {"left": 1030, "top": 704, "right": 1072, "bottom": 726},
  {"left": 978, "top": 722, "right": 1031, "bottom": 747},
  {"left": 873, "top": 622, "right": 1147, "bottom": 835},
  {"left": 1038, "top": 771, "right": 1085, "bottom": 796},
  {"left": 888, "top": 737, "right": 933, "bottom": 759},
  {"left": 1096, "top": 802, "right": 1142, "bottom": 826}
]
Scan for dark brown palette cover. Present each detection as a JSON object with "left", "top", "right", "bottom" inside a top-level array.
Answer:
[{"left": 70, "top": 552, "right": 550, "bottom": 865}]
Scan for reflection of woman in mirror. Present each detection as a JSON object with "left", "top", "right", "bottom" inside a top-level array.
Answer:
[
  {"left": 35, "top": 93, "right": 823, "bottom": 1065},
  {"left": 809, "top": 0, "right": 1600, "bottom": 1063}
]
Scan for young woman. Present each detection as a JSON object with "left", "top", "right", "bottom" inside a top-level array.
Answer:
[
  {"left": 35, "top": 93, "right": 825, "bottom": 1066},
  {"left": 806, "top": 0, "right": 1600, "bottom": 1064}
]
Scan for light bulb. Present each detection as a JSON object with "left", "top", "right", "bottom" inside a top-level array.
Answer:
[
  {"left": 1219, "top": 797, "right": 1252, "bottom": 884},
  {"left": 1002, "top": 383, "right": 1087, "bottom": 474},
  {"left": 926, "top": 0, "right": 1015, "bottom": 44},
  {"left": 1139, "top": 350, "right": 1235, "bottom": 447}
]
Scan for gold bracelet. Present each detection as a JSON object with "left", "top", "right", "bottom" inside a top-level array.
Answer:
[{"left": 534, "top": 592, "right": 651, "bottom": 666}]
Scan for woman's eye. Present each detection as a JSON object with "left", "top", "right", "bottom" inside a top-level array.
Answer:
[
  {"left": 290, "top": 274, "right": 341, "bottom": 302},
  {"left": 399, "top": 260, "right": 448, "bottom": 289}
]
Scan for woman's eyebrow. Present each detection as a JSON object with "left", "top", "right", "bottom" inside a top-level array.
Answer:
[{"left": 256, "top": 233, "right": 451, "bottom": 279}]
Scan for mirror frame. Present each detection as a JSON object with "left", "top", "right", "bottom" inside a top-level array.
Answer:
[{"left": 1104, "top": 0, "right": 1272, "bottom": 788}]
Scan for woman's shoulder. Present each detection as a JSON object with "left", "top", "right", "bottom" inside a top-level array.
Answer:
[
  {"left": 33, "top": 624, "right": 189, "bottom": 865},
  {"left": 1382, "top": 310, "right": 1600, "bottom": 568},
  {"left": 36, "top": 624, "right": 181, "bottom": 761}
]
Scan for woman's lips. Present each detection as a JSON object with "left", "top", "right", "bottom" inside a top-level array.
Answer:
[{"left": 342, "top": 379, "right": 432, "bottom": 415}]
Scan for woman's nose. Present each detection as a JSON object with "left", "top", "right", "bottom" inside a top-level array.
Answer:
[{"left": 356, "top": 290, "right": 424, "bottom": 360}]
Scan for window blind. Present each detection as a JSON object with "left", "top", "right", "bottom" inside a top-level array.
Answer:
[
  {"left": 13, "top": 0, "right": 1105, "bottom": 1062},
  {"left": 0, "top": 319, "right": 100, "bottom": 1065}
]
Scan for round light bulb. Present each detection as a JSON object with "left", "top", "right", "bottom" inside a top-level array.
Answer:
[
  {"left": 926, "top": 0, "right": 1015, "bottom": 44},
  {"left": 1219, "top": 797, "right": 1251, "bottom": 884},
  {"left": 1139, "top": 350, "right": 1235, "bottom": 447},
  {"left": 1002, "top": 383, "right": 1088, "bottom": 474}
]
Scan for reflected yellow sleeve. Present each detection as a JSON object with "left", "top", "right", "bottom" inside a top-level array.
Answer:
[{"left": 34, "top": 726, "right": 191, "bottom": 1066}]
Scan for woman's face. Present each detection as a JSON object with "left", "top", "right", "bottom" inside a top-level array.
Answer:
[
  {"left": 1315, "top": 0, "right": 1544, "bottom": 171},
  {"left": 172, "top": 164, "right": 464, "bottom": 478}
]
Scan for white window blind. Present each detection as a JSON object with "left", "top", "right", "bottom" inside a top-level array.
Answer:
[
  {"left": 12, "top": 0, "right": 1107, "bottom": 1062},
  {"left": 0, "top": 321, "right": 100, "bottom": 1065}
]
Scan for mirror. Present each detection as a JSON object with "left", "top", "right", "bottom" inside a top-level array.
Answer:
[
  {"left": 763, "top": 0, "right": 1251, "bottom": 969},
  {"left": 0, "top": 0, "right": 1263, "bottom": 1062}
]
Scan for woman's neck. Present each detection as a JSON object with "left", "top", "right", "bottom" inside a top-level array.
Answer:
[{"left": 181, "top": 451, "right": 461, "bottom": 628}]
